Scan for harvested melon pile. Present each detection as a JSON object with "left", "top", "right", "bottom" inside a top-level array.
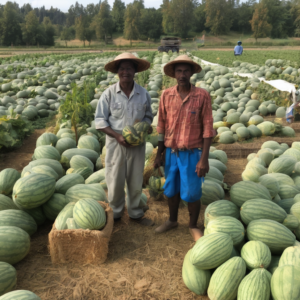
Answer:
[{"left": 182, "top": 139, "right": 300, "bottom": 298}]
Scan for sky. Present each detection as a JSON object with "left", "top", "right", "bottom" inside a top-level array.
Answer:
[{"left": 7, "top": 0, "right": 163, "bottom": 12}]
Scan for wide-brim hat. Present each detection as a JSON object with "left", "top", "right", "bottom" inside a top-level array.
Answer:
[
  {"left": 105, "top": 53, "right": 150, "bottom": 73},
  {"left": 164, "top": 55, "right": 202, "bottom": 78}
]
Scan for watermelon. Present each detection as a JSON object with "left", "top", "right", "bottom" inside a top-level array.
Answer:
[
  {"left": 34, "top": 145, "right": 61, "bottom": 161},
  {"left": 204, "top": 200, "right": 239, "bottom": 227},
  {"left": 0, "top": 226, "right": 30, "bottom": 264},
  {"left": 240, "top": 199, "right": 287, "bottom": 225},
  {"left": 60, "top": 148, "right": 99, "bottom": 168},
  {"left": 12, "top": 174, "right": 56, "bottom": 209},
  {"left": 0, "top": 195, "right": 19, "bottom": 211},
  {"left": 0, "top": 262, "right": 17, "bottom": 296},
  {"left": 247, "top": 219, "right": 295, "bottom": 254},
  {"left": 268, "top": 173, "right": 295, "bottom": 187},
  {"left": 271, "top": 265, "right": 300, "bottom": 300},
  {"left": 66, "top": 218, "right": 80, "bottom": 229},
  {"left": 0, "top": 210, "right": 37, "bottom": 236},
  {"left": 209, "top": 159, "right": 227, "bottom": 174},
  {"left": 78, "top": 135, "right": 101, "bottom": 154},
  {"left": 283, "top": 214, "right": 299, "bottom": 230},
  {"left": 0, "top": 169, "right": 20, "bottom": 196},
  {"left": 182, "top": 250, "right": 211, "bottom": 295},
  {"left": 55, "top": 137, "right": 76, "bottom": 154},
  {"left": 237, "top": 268, "right": 271, "bottom": 300},
  {"left": 36, "top": 132, "right": 58, "bottom": 147},
  {"left": 122, "top": 126, "right": 142, "bottom": 146},
  {"left": 201, "top": 180, "right": 225, "bottom": 205},
  {"left": 208, "top": 257, "right": 246, "bottom": 300},
  {"left": 206, "top": 166, "right": 224, "bottom": 182},
  {"left": 66, "top": 184, "right": 107, "bottom": 204},
  {"left": 278, "top": 198, "right": 295, "bottom": 213},
  {"left": 85, "top": 169, "right": 106, "bottom": 184},
  {"left": 279, "top": 246, "right": 300, "bottom": 268},
  {"left": 0, "top": 290, "right": 41, "bottom": 299},
  {"left": 31, "top": 165, "right": 59, "bottom": 180},
  {"left": 23, "top": 207, "right": 46, "bottom": 226},
  {"left": 241, "top": 241, "right": 271, "bottom": 270},
  {"left": 190, "top": 232, "right": 233, "bottom": 269},
  {"left": 55, "top": 174, "right": 85, "bottom": 195},
  {"left": 258, "top": 174, "right": 280, "bottom": 198},
  {"left": 291, "top": 202, "right": 300, "bottom": 220},
  {"left": 55, "top": 202, "right": 75, "bottom": 230},
  {"left": 73, "top": 199, "right": 106, "bottom": 230},
  {"left": 230, "top": 181, "right": 272, "bottom": 207},
  {"left": 70, "top": 155, "right": 94, "bottom": 171},
  {"left": 42, "top": 193, "right": 68, "bottom": 221},
  {"left": 205, "top": 216, "right": 245, "bottom": 247},
  {"left": 279, "top": 185, "right": 300, "bottom": 199},
  {"left": 267, "top": 255, "right": 280, "bottom": 274},
  {"left": 268, "top": 156, "right": 297, "bottom": 176},
  {"left": 69, "top": 167, "right": 93, "bottom": 179}
]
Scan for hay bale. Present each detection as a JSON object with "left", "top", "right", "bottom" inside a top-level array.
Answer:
[{"left": 48, "top": 202, "right": 113, "bottom": 265}]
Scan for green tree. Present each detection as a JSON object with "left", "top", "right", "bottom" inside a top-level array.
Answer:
[
  {"left": 22, "top": 10, "right": 45, "bottom": 46},
  {"left": 231, "top": 1, "right": 254, "bottom": 33},
  {"left": 139, "top": 8, "right": 162, "bottom": 40},
  {"left": 205, "top": 0, "right": 234, "bottom": 36},
  {"left": 123, "top": 3, "right": 140, "bottom": 44},
  {"left": 249, "top": 3, "right": 272, "bottom": 42},
  {"left": 60, "top": 27, "right": 74, "bottom": 47},
  {"left": 0, "top": 1, "right": 22, "bottom": 46},
  {"left": 75, "top": 15, "right": 91, "bottom": 47},
  {"left": 92, "top": 0, "right": 114, "bottom": 44},
  {"left": 43, "top": 17, "right": 55, "bottom": 46},
  {"left": 290, "top": 3, "right": 300, "bottom": 36},
  {"left": 161, "top": 0, "right": 173, "bottom": 34},
  {"left": 111, "top": 0, "right": 126, "bottom": 32},
  {"left": 194, "top": 3, "right": 206, "bottom": 33}
]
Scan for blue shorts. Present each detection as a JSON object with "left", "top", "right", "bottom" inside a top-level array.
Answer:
[{"left": 163, "top": 148, "right": 204, "bottom": 203}]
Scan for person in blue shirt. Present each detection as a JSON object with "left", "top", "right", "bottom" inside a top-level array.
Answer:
[{"left": 234, "top": 41, "right": 243, "bottom": 56}]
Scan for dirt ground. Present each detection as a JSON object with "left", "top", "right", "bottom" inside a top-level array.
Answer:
[{"left": 0, "top": 129, "right": 247, "bottom": 300}]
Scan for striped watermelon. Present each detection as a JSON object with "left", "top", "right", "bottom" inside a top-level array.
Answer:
[
  {"left": 73, "top": 199, "right": 106, "bottom": 230},
  {"left": 208, "top": 159, "right": 227, "bottom": 174},
  {"left": 182, "top": 250, "right": 211, "bottom": 295},
  {"left": 208, "top": 257, "right": 246, "bottom": 300},
  {"left": 0, "top": 169, "right": 20, "bottom": 196},
  {"left": 78, "top": 135, "right": 101, "bottom": 154},
  {"left": 70, "top": 155, "right": 94, "bottom": 171},
  {"left": 0, "top": 195, "right": 19, "bottom": 211},
  {"left": 240, "top": 199, "right": 287, "bottom": 225},
  {"left": 85, "top": 169, "right": 106, "bottom": 184},
  {"left": 279, "top": 185, "right": 300, "bottom": 199},
  {"left": 230, "top": 181, "right": 272, "bottom": 207},
  {"left": 122, "top": 126, "right": 142, "bottom": 146},
  {"left": 277, "top": 198, "right": 295, "bottom": 213},
  {"left": 271, "top": 265, "right": 300, "bottom": 300},
  {"left": 0, "top": 262, "right": 17, "bottom": 296},
  {"left": 201, "top": 180, "right": 225, "bottom": 205},
  {"left": 258, "top": 174, "right": 280, "bottom": 198},
  {"left": 267, "top": 256, "right": 280, "bottom": 274},
  {"left": 34, "top": 145, "right": 61, "bottom": 161},
  {"left": 61, "top": 148, "right": 99, "bottom": 168},
  {"left": 291, "top": 202, "right": 300, "bottom": 220},
  {"left": 268, "top": 156, "right": 297, "bottom": 176},
  {"left": 283, "top": 214, "right": 299, "bottom": 231},
  {"left": 42, "top": 193, "right": 68, "bottom": 221},
  {"left": 66, "top": 218, "right": 80, "bottom": 229},
  {"left": 55, "top": 202, "right": 75, "bottom": 230},
  {"left": 24, "top": 207, "right": 46, "bottom": 226},
  {"left": 0, "top": 290, "right": 41, "bottom": 299},
  {"left": 206, "top": 166, "right": 224, "bottom": 182},
  {"left": 70, "top": 167, "right": 93, "bottom": 180},
  {"left": 205, "top": 216, "right": 245, "bottom": 247},
  {"left": 65, "top": 184, "right": 107, "bottom": 203},
  {"left": 36, "top": 132, "right": 58, "bottom": 147},
  {"left": 190, "top": 232, "right": 233, "bottom": 269},
  {"left": 279, "top": 246, "right": 300, "bottom": 268},
  {"left": 241, "top": 241, "right": 271, "bottom": 270},
  {"left": 55, "top": 174, "right": 85, "bottom": 195},
  {"left": 0, "top": 210, "right": 37, "bottom": 236},
  {"left": 247, "top": 219, "right": 295, "bottom": 254},
  {"left": 55, "top": 137, "right": 76, "bottom": 155},
  {"left": 237, "top": 268, "right": 271, "bottom": 300},
  {"left": 12, "top": 174, "right": 56, "bottom": 209},
  {"left": 204, "top": 200, "right": 240, "bottom": 226},
  {"left": 0, "top": 226, "right": 30, "bottom": 264},
  {"left": 267, "top": 173, "right": 295, "bottom": 187},
  {"left": 31, "top": 165, "right": 59, "bottom": 180}
]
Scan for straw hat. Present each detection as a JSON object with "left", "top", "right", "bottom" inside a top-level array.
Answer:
[
  {"left": 105, "top": 53, "right": 150, "bottom": 73},
  {"left": 163, "top": 55, "right": 202, "bottom": 78}
]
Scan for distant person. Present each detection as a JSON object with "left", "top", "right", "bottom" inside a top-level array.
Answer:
[{"left": 234, "top": 41, "right": 243, "bottom": 56}]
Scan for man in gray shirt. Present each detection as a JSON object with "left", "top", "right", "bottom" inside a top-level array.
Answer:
[{"left": 95, "top": 53, "right": 154, "bottom": 226}]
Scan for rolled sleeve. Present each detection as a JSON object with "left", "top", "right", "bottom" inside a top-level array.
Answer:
[
  {"left": 202, "top": 93, "right": 216, "bottom": 138},
  {"left": 156, "top": 91, "right": 166, "bottom": 134},
  {"left": 142, "top": 92, "right": 153, "bottom": 125},
  {"left": 95, "top": 92, "right": 110, "bottom": 129}
]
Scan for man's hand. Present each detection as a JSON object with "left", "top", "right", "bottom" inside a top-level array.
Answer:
[
  {"left": 115, "top": 134, "right": 131, "bottom": 148},
  {"left": 148, "top": 126, "right": 153, "bottom": 134},
  {"left": 153, "top": 155, "right": 162, "bottom": 169},
  {"left": 196, "top": 159, "right": 209, "bottom": 178}
]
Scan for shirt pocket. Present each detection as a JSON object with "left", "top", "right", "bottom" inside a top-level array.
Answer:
[
  {"left": 187, "top": 108, "right": 201, "bottom": 124},
  {"left": 134, "top": 103, "right": 146, "bottom": 121},
  {"left": 111, "top": 101, "right": 124, "bottom": 119}
]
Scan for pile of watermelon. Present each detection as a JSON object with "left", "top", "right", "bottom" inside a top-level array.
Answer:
[{"left": 182, "top": 140, "right": 300, "bottom": 298}]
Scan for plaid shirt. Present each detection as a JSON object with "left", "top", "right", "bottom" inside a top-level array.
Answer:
[{"left": 157, "top": 85, "right": 215, "bottom": 149}]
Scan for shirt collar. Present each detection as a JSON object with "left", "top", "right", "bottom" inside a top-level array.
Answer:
[
  {"left": 171, "top": 84, "right": 196, "bottom": 97},
  {"left": 116, "top": 81, "right": 140, "bottom": 95}
]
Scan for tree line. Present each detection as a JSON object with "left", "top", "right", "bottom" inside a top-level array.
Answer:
[{"left": 0, "top": 0, "right": 299, "bottom": 47}]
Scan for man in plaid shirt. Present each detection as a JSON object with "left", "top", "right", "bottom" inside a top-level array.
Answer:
[{"left": 154, "top": 55, "right": 215, "bottom": 241}]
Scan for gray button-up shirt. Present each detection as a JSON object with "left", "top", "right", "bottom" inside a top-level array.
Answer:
[{"left": 95, "top": 81, "right": 153, "bottom": 133}]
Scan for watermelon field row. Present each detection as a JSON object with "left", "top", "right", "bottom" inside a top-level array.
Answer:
[{"left": 0, "top": 50, "right": 300, "bottom": 299}]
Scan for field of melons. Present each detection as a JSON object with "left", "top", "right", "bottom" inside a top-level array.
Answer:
[{"left": 0, "top": 50, "right": 300, "bottom": 299}]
